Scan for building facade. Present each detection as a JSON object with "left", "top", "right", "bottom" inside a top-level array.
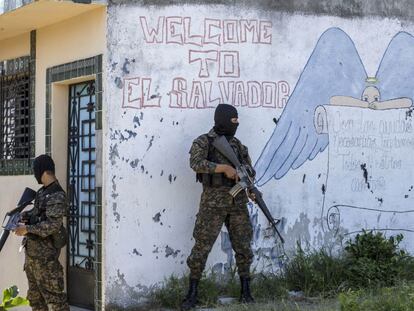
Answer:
[
  {"left": 1, "top": 0, "right": 414, "bottom": 310},
  {"left": 0, "top": 0, "right": 105, "bottom": 309}
]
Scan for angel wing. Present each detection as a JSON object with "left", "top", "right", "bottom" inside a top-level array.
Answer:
[
  {"left": 376, "top": 31, "right": 414, "bottom": 101},
  {"left": 255, "top": 27, "right": 367, "bottom": 186}
]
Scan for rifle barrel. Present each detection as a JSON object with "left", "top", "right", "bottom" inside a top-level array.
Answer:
[
  {"left": 251, "top": 187, "right": 285, "bottom": 244},
  {"left": 0, "top": 230, "right": 10, "bottom": 253}
]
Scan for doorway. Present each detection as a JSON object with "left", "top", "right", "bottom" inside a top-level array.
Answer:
[{"left": 67, "top": 80, "right": 96, "bottom": 309}]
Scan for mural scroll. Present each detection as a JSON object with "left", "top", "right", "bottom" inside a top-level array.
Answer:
[{"left": 255, "top": 28, "right": 414, "bottom": 243}]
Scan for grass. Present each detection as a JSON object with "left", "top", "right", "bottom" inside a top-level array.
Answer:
[
  {"left": 149, "top": 271, "right": 290, "bottom": 309},
  {"left": 149, "top": 280, "right": 414, "bottom": 310},
  {"left": 148, "top": 232, "right": 414, "bottom": 310},
  {"left": 216, "top": 299, "right": 339, "bottom": 311},
  {"left": 339, "top": 282, "right": 414, "bottom": 311}
]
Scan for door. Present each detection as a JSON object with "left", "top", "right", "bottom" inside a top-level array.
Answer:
[{"left": 67, "top": 81, "right": 96, "bottom": 309}]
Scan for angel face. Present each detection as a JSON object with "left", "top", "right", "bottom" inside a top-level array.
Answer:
[{"left": 362, "top": 86, "right": 380, "bottom": 103}]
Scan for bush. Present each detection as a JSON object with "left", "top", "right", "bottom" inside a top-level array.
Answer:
[
  {"left": 344, "top": 230, "right": 406, "bottom": 288},
  {"left": 282, "top": 231, "right": 414, "bottom": 295}
]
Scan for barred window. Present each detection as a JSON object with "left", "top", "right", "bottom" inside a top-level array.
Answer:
[{"left": 0, "top": 58, "right": 30, "bottom": 160}]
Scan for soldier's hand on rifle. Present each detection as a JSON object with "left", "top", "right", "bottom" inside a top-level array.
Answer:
[
  {"left": 216, "top": 164, "right": 238, "bottom": 180},
  {"left": 248, "top": 191, "right": 256, "bottom": 202},
  {"left": 13, "top": 224, "right": 28, "bottom": 236},
  {"left": 20, "top": 212, "right": 30, "bottom": 224},
  {"left": 248, "top": 189, "right": 263, "bottom": 202}
]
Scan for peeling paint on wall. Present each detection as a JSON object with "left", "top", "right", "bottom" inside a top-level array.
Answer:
[
  {"left": 132, "top": 248, "right": 143, "bottom": 256},
  {"left": 165, "top": 245, "right": 181, "bottom": 258},
  {"left": 106, "top": 269, "right": 153, "bottom": 308},
  {"left": 109, "top": 143, "right": 119, "bottom": 165}
]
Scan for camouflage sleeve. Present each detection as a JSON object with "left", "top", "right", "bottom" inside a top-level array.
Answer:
[
  {"left": 26, "top": 192, "right": 67, "bottom": 238},
  {"left": 189, "top": 135, "right": 217, "bottom": 173}
]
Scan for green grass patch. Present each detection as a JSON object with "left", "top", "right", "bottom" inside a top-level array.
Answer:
[{"left": 339, "top": 283, "right": 414, "bottom": 311}]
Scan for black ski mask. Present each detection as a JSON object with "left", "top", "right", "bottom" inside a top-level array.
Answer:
[
  {"left": 213, "top": 104, "right": 239, "bottom": 138},
  {"left": 33, "top": 154, "right": 55, "bottom": 184}
]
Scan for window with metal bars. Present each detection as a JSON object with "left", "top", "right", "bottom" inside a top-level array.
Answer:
[{"left": 0, "top": 69, "right": 30, "bottom": 160}]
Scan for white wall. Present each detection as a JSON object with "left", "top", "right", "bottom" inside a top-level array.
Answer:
[{"left": 105, "top": 3, "right": 414, "bottom": 306}]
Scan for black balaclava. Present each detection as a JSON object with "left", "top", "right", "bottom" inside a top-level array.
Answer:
[
  {"left": 213, "top": 104, "right": 239, "bottom": 138},
  {"left": 33, "top": 154, "right": 55, "bottom": 184}
]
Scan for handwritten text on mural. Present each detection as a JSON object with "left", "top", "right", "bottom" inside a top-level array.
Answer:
[{"left": 121, "top": 16, "right": 290, "bottom": 109}]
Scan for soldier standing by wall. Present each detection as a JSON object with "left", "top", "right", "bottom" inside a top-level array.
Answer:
[
  {"left": 14, "top": 154, "right": 69, "bottom": 311},
  {"left": 181, "top": 104, "right": 255, "bottom": 310}
]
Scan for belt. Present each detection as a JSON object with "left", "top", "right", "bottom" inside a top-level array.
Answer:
[{"left": 199, "top": 173, "right": 236, "bottom": 187}]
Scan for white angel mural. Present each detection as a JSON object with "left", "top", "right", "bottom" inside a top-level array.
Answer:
[{"left": 255, "top": 28, "right": 414, "bottom": 239}]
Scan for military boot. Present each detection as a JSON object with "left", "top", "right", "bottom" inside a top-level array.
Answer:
[
  {"left": 239, "top": 276, "right": 255, "bottom": 303},
  {"left": 181, "top": 278, "right": 199, "bottom": 310}
]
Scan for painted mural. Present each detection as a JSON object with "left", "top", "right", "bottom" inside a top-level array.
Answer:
[
  {"left": 106, "top": 5, "right": 414, "bottom": 306},
  {"left": 255, "top": 28, "right": 414, "bottom": 246}
]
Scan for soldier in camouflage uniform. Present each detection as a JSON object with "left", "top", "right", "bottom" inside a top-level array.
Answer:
[
  {"left": 14, "top": 155, "right": 69, "bottom": 311},
  {"left": 181, "top": 104, "right": 255, "bottom": 310}
]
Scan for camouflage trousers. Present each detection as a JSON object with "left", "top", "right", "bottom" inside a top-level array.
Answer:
[
  {"left": 25, "top": 255, "right": 69, "bottom": 311},
  {"left": 187, "top": 187, "right": 253, "bottom": 280}
]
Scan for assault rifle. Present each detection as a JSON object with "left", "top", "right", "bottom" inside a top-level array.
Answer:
[
  {"left": 0, "top": 188, "right": 37, "bottom": 253},
  {"left": 212, "top": 136, "right": 284, "bottom": 243}
]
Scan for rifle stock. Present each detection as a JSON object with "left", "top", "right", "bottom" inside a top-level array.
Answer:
[{"left": 0, "top": 187, "right": 36, "bottom": 253}]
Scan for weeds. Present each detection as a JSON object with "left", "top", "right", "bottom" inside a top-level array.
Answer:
[
  {"left": 150, "top": 231, "right": 414, "bottom": 309},
  {"left": 284, "top": 242, "right": 346, "bottom": 297},
  {"left": 149, "top": 271, "right": 287, "bottom": 308}
]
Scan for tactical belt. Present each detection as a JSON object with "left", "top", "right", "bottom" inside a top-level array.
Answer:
[{"left": 197, "top": 173, "right": 236, "bottom": 187}]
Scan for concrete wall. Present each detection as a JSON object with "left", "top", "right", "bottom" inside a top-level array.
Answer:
[
  {"left": 105, "top": 1, "right": 414, "bottom": 308},
  {"left": 0, "top": 6, "right": 106, "bottom": 299},
  {"left": 109, "top": 0, "right": 414, "bottom": 20},
  {"left": 0, "top": 31, "right": 35, "bottom": 301},
  {"left": 0, "top": 32, "right": 29, "bottom": 59}
]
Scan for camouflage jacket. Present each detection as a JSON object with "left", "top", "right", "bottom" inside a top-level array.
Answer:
[
  {"left": 23, "top": 181, "right": 67, "bottom": 259},
  {"left": 189, "top": 128, "right": 255, "bottom": 202}
]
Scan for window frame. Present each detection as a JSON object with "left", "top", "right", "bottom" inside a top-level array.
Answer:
[{"left": 0, "top": 63, "right": 31, "bottom": 161}]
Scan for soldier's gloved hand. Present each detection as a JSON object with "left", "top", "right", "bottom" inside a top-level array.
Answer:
[
  {"left": 216, "top": 164, "right": 238, "bottom": 180},
  {"left": 13, "top": 224, "right": 28, "bottom": 236},
  {"left": 20, "top": 212, "right": 30, "bottom": 224},
  {"left": 223, "top": 164, "right": 238, "bottom": 181},
  {"left": 248, "top": 191, "right": 256, "bottom": 202}
]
